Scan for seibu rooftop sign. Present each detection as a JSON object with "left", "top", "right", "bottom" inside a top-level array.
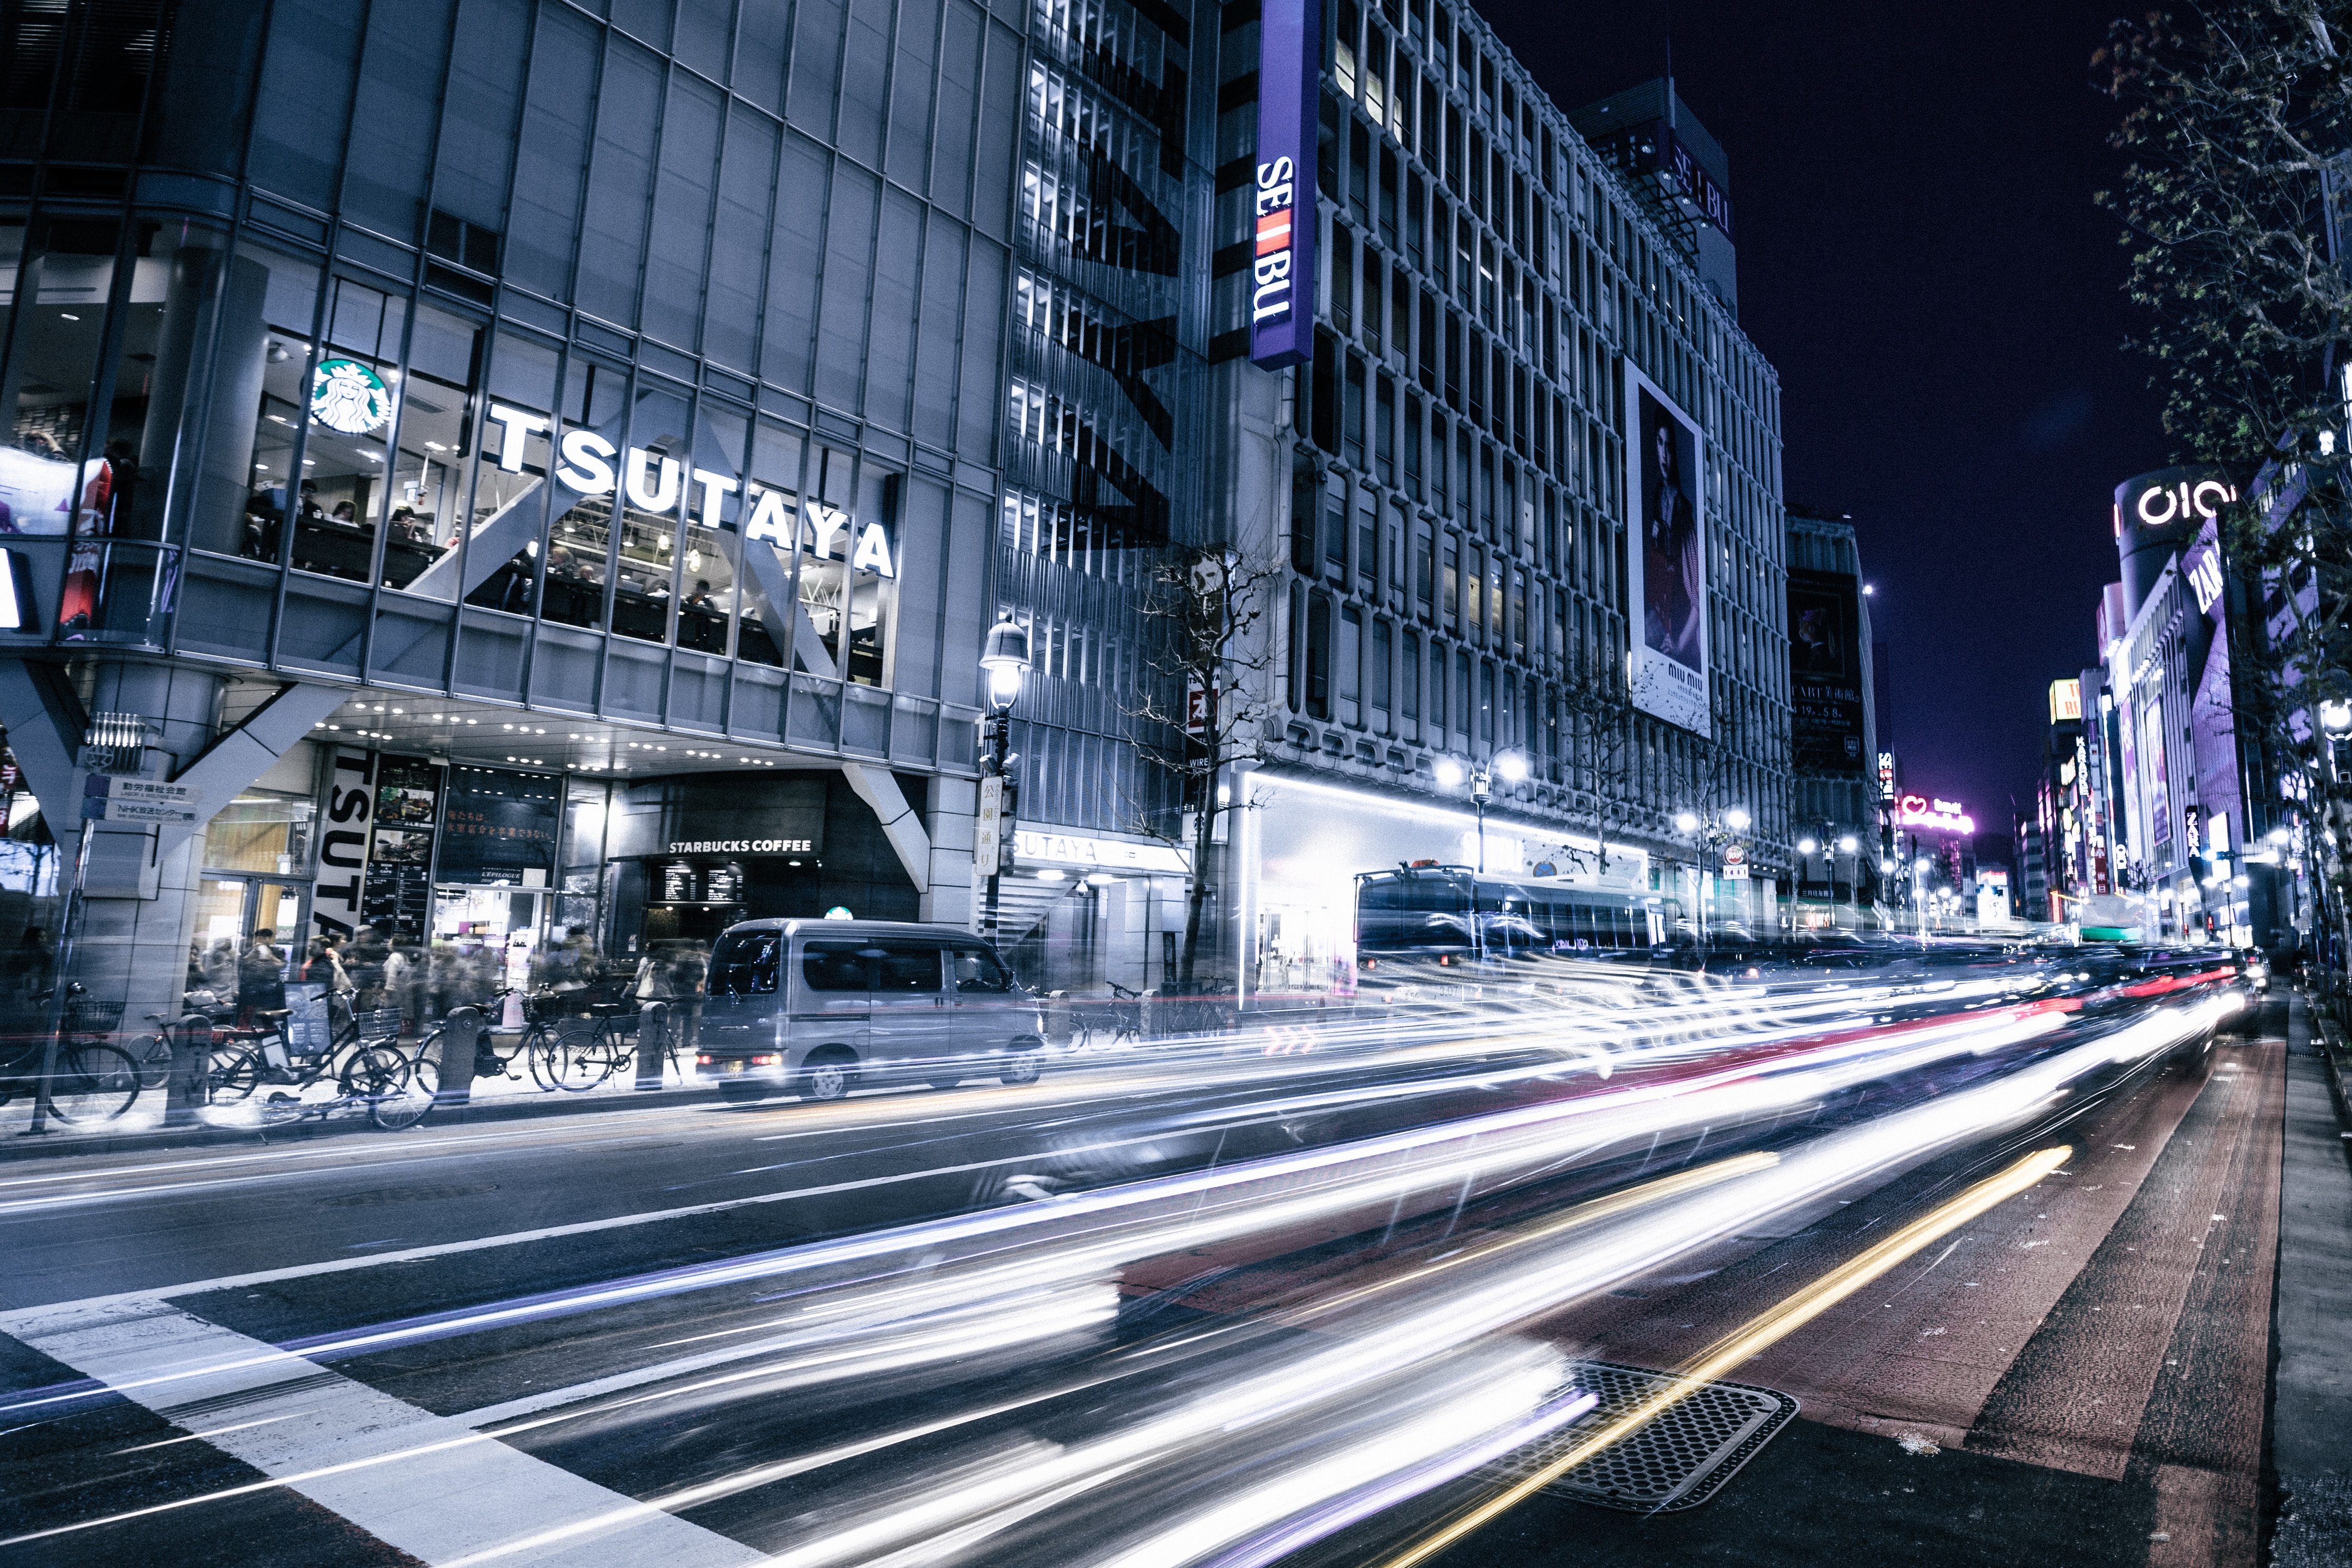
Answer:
[{"left": 1894, "top": 794, "right": 1975, "bottom": 835}]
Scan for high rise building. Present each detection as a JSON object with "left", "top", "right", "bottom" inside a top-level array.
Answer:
[
  {"left": 0, "top": 0, "right": 1791, "bottom": 1033},
  {"left": 1783, "top": 505, "right": 1877, "bottom": 918}
]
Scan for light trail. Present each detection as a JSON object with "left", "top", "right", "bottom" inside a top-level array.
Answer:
[{"left": 1372, "top": 1142, "right": 2076, "bottom": 1568}]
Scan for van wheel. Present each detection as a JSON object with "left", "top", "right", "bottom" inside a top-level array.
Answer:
[
  {"left": 716, "top": 1077, "right": 768, "bottom": 1104},
  {"left": 999, "top": 1043, "right": 1043, "bottom": 1087},
  {"left": 799, "top": 1050, "right": 856, "bottom": 1102}
]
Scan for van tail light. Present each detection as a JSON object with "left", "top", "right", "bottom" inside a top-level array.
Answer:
[
  {"left": 751, "top": 1054, "right": 782, "bottom": 1067},
  {"left": 695, "top": 1054, "right": 714, "bottom": 1066}
]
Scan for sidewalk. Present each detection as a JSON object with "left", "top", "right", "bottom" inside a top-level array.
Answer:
[
  {"left": 0, "top": 1030, "right": 726, "bottom": 1160},
  {"left": 2272, "top": 988, "right": 2352, "bottom": 1567}
]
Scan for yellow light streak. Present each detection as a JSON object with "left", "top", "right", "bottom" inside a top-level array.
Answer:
[{"left": 1374, "top": 1142, "right": 2073, "bottom": 1568}]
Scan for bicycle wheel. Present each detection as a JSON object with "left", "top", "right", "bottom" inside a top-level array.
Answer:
[
  {"left": 46, "top": 1044, "right": 143, "bottom": 1123},
  {"left": 134, "top": 1033, "right": 174, "bottom": 1091},
  {"left": 537, "top": 1026, "right": 611, "bottom": 1092},
  {"left": 524, "top": 1025, "right": 575, "bottom": 1092},
  {"left": 206, "top": 1048, "right": 262, "bottom": 1104},
  {"left": 347, "top": 1046, "right": 433, "bottom": 1132}
]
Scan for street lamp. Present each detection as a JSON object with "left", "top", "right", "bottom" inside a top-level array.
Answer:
[
  {"left": 976, "top": 616, "right": 1030, "bottom": 943},
  {"left": 1447, "top": 750, "right": 1526, "bottom": 873},
  {"left": 1797, "top": 837, "right": 1819, "bottom": 856},
  {"left": 1672, "top": 807, "right": 1752, "bottom": 952}
]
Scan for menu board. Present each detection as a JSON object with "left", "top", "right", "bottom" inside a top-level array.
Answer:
[
  {"left": 436, "top": 765, "right": 561, "bottom": 885},
  {"left": 361, "top": 757, "right": 442, "bottom": 943},
  {"left": 659, "top": 862, "right": 696, "bottom": 902},
  {"left": 703, "top": 862, "right": 743, "bottom": 903}
]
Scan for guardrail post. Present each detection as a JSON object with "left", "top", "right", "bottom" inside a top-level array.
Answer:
[
  {"left": 437, "top": 1005, "right": 482, "bottom": 1106},
  {"left": 164, "top": 1012, "right": 211, "bottom": 1128},
  {"left": 636, "top": 1000, "right": 669, "bottom": 1091}
]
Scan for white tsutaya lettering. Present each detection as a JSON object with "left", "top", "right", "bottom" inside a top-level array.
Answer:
[
  {"left": 556, "top": 430, "right": 616, "bottom": 495},
  {"left": 851, "top": 523, "right": 895, "bottom": 577},
  {"left": 485, "top": 404, "right": 546, "bottom": 473},
  {"left": 624, "top": 448, "right": 683, "bottom": 513},
  {"left": 808, "top": 506, "right": 849, "bottom": 561},
  {"left": 743, "top": 487, "right": 795, "bottom": 544},
  {"left": 692, "top": 467, "right": 739, "bottom": 524}
]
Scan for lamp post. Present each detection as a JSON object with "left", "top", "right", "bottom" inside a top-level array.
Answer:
[
  {"left": 1673, "top": 806, "right": 1750, "bottom": 953},
  {"left": 975, "top": 616, "right": 1030, "bottom": 944},
  {"left": 1436, "top": 751, "right": 1527, "bottom": 874}
]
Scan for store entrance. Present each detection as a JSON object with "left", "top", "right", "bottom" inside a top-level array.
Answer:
[
  {"left": 432, "top": 885, "right": 547, "bottom": 1001},
  {"left": 188, "top": 875, "right": 311, "bottom": 1008}
]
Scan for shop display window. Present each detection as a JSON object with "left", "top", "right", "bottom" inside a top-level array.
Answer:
[{"left": 203, "top": 788, "right": 317, "bottom": 876}]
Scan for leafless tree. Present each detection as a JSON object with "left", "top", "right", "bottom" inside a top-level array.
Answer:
[{"left": 1119, "top": 546, "right": 1289, "bottom": 989}]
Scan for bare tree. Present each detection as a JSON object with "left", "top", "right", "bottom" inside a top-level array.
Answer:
[
  {"left": 1120, "top": 546, "right": 1288, "bottom": 990},
  {"left": 1550, "top": 670, "right": 1648, "bottom": 880}
]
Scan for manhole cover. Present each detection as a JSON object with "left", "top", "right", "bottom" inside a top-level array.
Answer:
[
  {"left": 320, "top": 1183, "right": 500, "bottom": 1207},
  {"left": 1503, "top": 1361, "right": 1798, "bottom": 1512}
]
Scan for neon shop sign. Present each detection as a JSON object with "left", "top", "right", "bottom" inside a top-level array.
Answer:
[
  {"left": 483, "top": 403, "right": 895, "bottom": 578},
  {"left": 1894, "top": 794, "right": 1975, "bottom": 834}
]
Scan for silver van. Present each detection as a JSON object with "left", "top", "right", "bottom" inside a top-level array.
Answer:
[{"left": 694, "top": 919, "right": 1045, "bottom": 1103}]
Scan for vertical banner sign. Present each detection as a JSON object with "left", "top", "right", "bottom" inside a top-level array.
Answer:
[
  {"left": 974, "top": 774, "right": 1006, "bottom": 877},
  {"left": 1249, "top": 0, "right": 1321, "bottom": 368},
  {"left": 313, "top": 748, "right": 375, "bottom": 944}
]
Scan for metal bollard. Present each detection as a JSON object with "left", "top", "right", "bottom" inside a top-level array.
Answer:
[
  {"left": 436, "top": 1006, "right": 482, "bottom": 1106},
  {"left": 163, "top": 1012, "right": 212, "bottom": 1129},
  {"left": 636, "top": 1000, "right": 669, "bottom": 1091}
]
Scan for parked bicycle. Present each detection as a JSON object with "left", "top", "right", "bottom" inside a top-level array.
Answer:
[
  {"left": 204, "top": 994, "right": 433, "bottom": 1131},
  {"left": 1067, "top": 982, "right": 1144, "bottom": 1051},
  {"left": 0, "top": 988, "right": 143, "bottom": 1124},
  {"left": 517, "top": 990, "right": 645, "bottom": 1092}
]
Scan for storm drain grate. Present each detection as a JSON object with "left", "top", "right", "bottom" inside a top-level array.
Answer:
[{"left": 1501, "top": 1361, "right": 1799, "bottom": 1513}]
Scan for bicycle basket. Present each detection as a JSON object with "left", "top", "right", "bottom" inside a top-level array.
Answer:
[
  {"left": 355, "top": 1007, "right": 405, "bottom": 1043},
  {"left": 62, "top": 1000, "right": 126, "bottom": 1036},
  {"left": 523, "top": 991, "right": 570, "bottom": 1025}
]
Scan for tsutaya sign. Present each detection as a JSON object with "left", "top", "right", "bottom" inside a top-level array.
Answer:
[
  {"left": 1247, "top": 0, "right": 1321, "bottom": 368},
  {"left": 1894, "top": 794, "right": 1975, "bottom": 835},
  {"left": 483, "top": 403, "right": 895, "bottom": 577}
]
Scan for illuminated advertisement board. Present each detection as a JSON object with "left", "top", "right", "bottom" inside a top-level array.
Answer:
[
  {"left": 1788, "top": 568, "right": 1864, "bottom": 775},
  {"left": 2048, "top": 678, "right": 2081, "bottom": 724},
  {"left": 1624, "top": 366, "right": 1709, "bottom": 735},
  {"left": 1248, "top": 0, "right": 1320, "bottom": 368},
  {"left": 1894, "top": 794, "right": 1975, "bottom": 834}
]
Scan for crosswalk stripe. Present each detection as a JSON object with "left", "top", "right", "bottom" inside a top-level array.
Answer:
[{"left": 2, "top": 1303, "right": 765, "bottom": 1566}]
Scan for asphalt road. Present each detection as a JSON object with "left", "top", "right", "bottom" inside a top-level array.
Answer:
[{"left": 0, "top": 981, "right": 2291, "bottom": 1568}]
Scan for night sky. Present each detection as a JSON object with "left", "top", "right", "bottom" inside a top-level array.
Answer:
[{"left": 1479, "top": 0, "right": 2169, "bottom": 832}]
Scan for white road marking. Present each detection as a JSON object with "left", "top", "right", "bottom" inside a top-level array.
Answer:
[
  {"left": 1, "top": 1130, "right": 1172, "bottom": 1329},
  {"left": 2, "top": 1303, "right": 764, "bottom": 1566}
]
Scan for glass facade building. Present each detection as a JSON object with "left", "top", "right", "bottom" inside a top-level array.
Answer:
[
  {"left": 0, "top": 0, "right": 1038, "bottom": 1031},
  {"left": 0, "top": 0, "right": 1791, "bottom": 1038}
]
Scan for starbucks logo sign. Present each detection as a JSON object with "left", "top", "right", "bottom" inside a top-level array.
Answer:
[{"left": 310, "top": 358, "right": 392, "bottom": 435}]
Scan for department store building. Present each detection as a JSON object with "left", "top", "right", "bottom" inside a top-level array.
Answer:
[{"left": 1, "top": 0, "right": 1787, "bottom": 1028}]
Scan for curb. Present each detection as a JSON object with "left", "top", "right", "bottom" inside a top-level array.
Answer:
[{"left": 0, "top": 1080, "right": 736, "bottom": 1163}]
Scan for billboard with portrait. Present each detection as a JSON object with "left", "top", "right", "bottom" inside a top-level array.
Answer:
[
  {"left": 1788, "top": 568, "right": 1865, "bottom": 775},
  {"left": 1623, "top": 367, "right": 1709, "bottom": 734}
]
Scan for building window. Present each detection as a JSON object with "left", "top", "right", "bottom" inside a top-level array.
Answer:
[
  {"left": 1339, "top": 605, "right": 1362, "bottom": 726},
  {"left": 1306, "top": 594, "right": 1333, "bottom": 720}
]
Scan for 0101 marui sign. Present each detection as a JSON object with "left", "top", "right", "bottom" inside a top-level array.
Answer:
[{"left": 1248, "top": 0, "right": 1321, "bottom": 368}]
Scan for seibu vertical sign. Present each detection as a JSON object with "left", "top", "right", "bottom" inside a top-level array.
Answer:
[{"left": 1249, "top": 0, "right": 1321, "bottom": 368}]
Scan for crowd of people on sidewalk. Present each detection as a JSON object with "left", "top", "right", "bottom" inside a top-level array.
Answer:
[{"left": 181, "top": 922, "right": 712, "bottom": 1036}]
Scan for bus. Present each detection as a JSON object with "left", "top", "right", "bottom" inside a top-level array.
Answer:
[{"left": 1354, "top": 864, "right": 1669, "bottom": 963}]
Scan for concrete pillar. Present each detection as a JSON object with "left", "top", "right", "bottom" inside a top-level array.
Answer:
[
  {"left": 435, "top": 1006, "right": 482, "bottom": 1105},
  {"left": 923, "top": 774, "right": 977, "bottom": 928},
  {"left": 636, "top": 999, "right": 669, "bottom": 1090},
  {"left": 71, "top": 662, "right": 225, "bottom": 1042},
  {"left": 163, "top": 1011, "right": 211, "bottom": 1128}
]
